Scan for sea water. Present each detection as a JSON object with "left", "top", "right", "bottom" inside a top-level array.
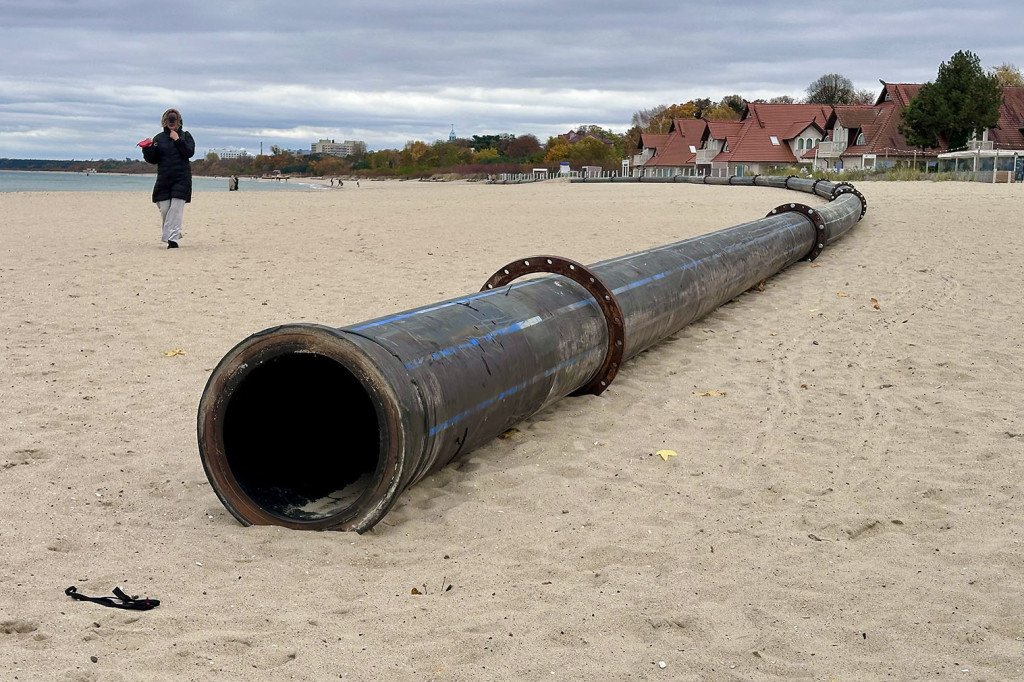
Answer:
[{"left": 0, "top": 170, "right": 322, "bottom": 192}]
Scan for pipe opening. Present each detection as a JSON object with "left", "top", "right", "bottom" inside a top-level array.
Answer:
[{"left": 222, "top": 352, "right": 380, "bottom": 522}]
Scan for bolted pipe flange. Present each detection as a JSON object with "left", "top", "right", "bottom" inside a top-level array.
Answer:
[
  {"left": 767, "top": 202, "right": 827, "bottom": 261},
  {"left": 481, "top": 255, "right": 625, "bottom": 396},
  {"left": 832, "top": 183, "right": 868, "bottom": 218}
]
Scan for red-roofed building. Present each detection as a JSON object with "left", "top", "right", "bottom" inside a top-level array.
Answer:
[
  {"left": 630, "top": 84, "right": 1024, "bottom": 178},
  {"left": 633, "top": 103, "right": 834, "bottom": 176},
  {"left": 709, "top": 103, "right": 831, "bottom": 175},
  {"left": 633, "top": 119, "right": 708, "bottom": 176},
  {"left": 988, "top": 86, "right": 1024, "bottom": 149},
  {"left": 937, "top": 86, "right": 1024, "bottom": 179},
  {"left": 816, "top": 83, "right": 1024, "bottom": 172},
  {"left": 809, "top": 83, "right": 935, "bottom": 170},
  {"left": 631, "top": 132, "right": 670, "bottom": 168}
]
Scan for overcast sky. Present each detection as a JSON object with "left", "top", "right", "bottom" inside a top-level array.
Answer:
[{"left": 2, "top": 0, "right": 1022, "bottom": 160}]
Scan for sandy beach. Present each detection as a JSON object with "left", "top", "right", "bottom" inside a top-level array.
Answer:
[{"left": 1, "top": 179, "right": 1023, "bottom": 680}]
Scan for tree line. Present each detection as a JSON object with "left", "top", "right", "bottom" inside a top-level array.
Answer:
[{"left": 5, "top": 53, "right": 1016, "bottom": 178}]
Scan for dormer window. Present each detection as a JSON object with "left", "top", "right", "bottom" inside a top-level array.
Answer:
[
  {"left": 856, "top": 132, "right": 866, "bottom": 145},
  {"left": 722, "top": 141, "right": 729, "bottom": 152}
]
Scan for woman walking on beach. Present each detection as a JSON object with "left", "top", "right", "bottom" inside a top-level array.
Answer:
[{"left": 139, "top": 108, "right": 195, "bottom": 248}]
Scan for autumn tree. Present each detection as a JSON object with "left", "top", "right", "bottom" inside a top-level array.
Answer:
[
  {"left": 543, "top": 137, "right": 570, "bottom": 166},
  {"left": 398, "top": 140, "right": 431, "bottom": 169},
  {"left": 366, "top": 149, "right": 399, "bottom": 170},
  {"left": 689, "top": 98, "right": 713, "bottom": 119},
  {"left": 620, "top": 126, "right": 643, "bottom": 159},
  {"left": 473, "top": 147, "right": 501, "bottom": 163},
  {"left": 852, "top": 89, "right": 876, "bottom": 105},
  {"left": 646, "top": 102, "right": 699, "bottom": 133},
  {"left": 310, "top": 155, "right": 348, "bottom": 176},
  {"left": 631, "top": 105, "right": 668, "bottom": 130},
  {"left": 990, "top": 62, "right": 1023, "bottom": 87},
  {"left": 567, "top": 136, "right": 618, "bottom": 167},
  {"left": 900, "top": 50, "right": 1003, "bottom": 151},
  {"left": 505, "top": 134, "right": 541, "bottom": 161},
  {"left": 702, "top": 102, "right": 741, "bottom": 121},
  {"left": 806, "top": 73, "right": 856, "bottom": 105},
  {"left": 431, "top": 139, "right": 474, "bottom": 167}
]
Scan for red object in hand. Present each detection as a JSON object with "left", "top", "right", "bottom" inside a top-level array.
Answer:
[{"left": 138, "top": 138, "right": 153, "bottom": 148}]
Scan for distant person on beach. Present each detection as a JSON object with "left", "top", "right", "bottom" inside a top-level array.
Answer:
[{"left": 139, "top": 108, "right": 195, "bottom": 249}]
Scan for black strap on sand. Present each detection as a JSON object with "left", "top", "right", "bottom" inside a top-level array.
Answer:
[{"left": 65, "top": 586, "right": 160, "bottom": 611}]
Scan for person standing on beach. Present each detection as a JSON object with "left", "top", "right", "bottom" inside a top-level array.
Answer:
[{"left": 139, "top": 108, "right": 195, "bottom": 248}]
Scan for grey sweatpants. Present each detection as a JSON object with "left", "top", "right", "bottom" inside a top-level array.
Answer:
[{"left": 157, "top": 198, "right": 185, "bottom": 243}]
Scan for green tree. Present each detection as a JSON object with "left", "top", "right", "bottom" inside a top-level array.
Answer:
[
  {"left": 900, "top": 50, "right": 1004, "bottom": 151},
  {"left": 805, "top": 73, "right": 856, "bottom": 105},
  {"left": 898, "top": 82, "right": 946, "bottom": 149},
  {"left": 471, "top": 134, "right": 503, "bottom": 151},
  {"left": 720, "top": 94, "right": 746, "bottom": 116}
]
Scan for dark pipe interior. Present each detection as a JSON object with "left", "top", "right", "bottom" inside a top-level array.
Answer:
[{"left": 223, "top": 353, "right": 380, "bottom": 521}]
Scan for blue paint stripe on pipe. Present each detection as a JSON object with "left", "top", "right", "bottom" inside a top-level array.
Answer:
[
  {"left": 421, "top": 219, "right": 809, "bottom": 437},
  {"left": 352, "top": 217, "right": 808, "bottom": 334},
  {"left": 403, "top": 219, "right": 809, "bottom": 370},
  {"left": 427, "top": 346, "right": 604, "bottom": 436}
]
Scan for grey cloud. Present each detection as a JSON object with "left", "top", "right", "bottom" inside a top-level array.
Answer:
[{"left": 1, "top": 0, "right": 1022, "bottom": 158}]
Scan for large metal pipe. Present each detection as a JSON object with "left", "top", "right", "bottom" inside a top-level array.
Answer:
[{"left": 198, "top": 177, "right": 867, "bottom": 532}]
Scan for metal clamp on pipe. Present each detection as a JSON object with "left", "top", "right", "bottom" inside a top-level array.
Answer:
[
  {"left": 482, "top": 256, "right": 625, "bottom": 396},
  {"left": 767, "top": 203, "right": 827, "bottom": 261}
]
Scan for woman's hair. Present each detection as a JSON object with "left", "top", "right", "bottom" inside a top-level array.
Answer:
[{"left": 161, "top": 108, "right": 183, "bottom": 129}]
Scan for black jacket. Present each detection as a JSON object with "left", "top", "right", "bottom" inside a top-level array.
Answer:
[{"left": 142, "top": 128, "right": 195, "bottom": 203}]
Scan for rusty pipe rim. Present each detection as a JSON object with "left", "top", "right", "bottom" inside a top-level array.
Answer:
[{"left": 197, "top": 324, "right": 406, "bottom": 532}]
